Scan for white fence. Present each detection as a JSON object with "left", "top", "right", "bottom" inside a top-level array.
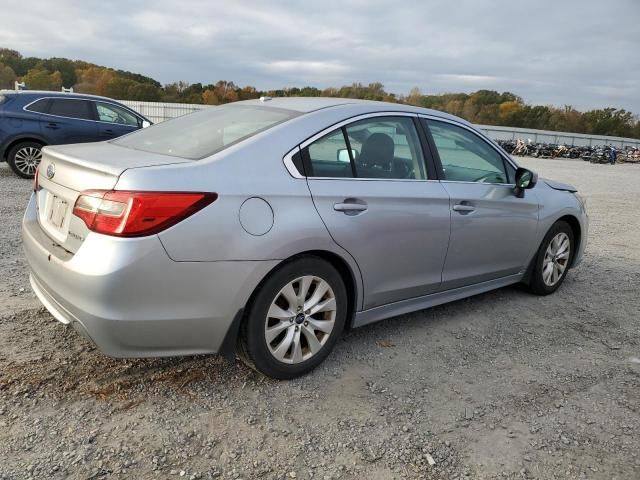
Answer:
[
  {"left": 119, "top": 100, "right": 210, "bottom": 124},
  {"left": 477, "top": 124, "right": 640, "bottom": 149},
  {"left": 120, "top": 100, "right": 640, "bottom": 149}
]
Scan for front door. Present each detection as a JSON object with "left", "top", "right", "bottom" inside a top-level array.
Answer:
[
  {"left": 304, "top": 115, "right": 451, "bottom": 310},
  {"left": 422, "top": 118, "right": 539, "bottom": 289}
]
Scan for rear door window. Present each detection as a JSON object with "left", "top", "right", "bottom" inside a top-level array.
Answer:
[
  {"left": 301, "top": 116, "right": 429, "bottom": 180},
  {"left": 48, "top": 99, "right": 95, "bottom": 121},
  {"left": 345, "top": 116, "right": 428, "bottom": 179}
]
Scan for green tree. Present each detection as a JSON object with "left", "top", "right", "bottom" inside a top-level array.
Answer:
[
  {"left": 583, "top": 108, "right": 635, "bottom": 137},
  {"left": 40, "top": 57, "right": 77, "bottom": 87},
  {"left": 127, "top": 83, "right": 161, "bottom": 101},
  {"left": 105, "top": 77, "right": 136, "bottom": 99},
  {"left": 0, "top": 62, "right": 16, "bottom": 89}
]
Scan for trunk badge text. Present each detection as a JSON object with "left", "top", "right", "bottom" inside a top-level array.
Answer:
[{"left": 46, "top": 163, "right": 55, "bottom": 179}]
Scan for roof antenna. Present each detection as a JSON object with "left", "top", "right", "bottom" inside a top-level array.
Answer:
[
  {"left": 260, "top": 96, "right": 272, "bottom": 102},
  {"left": 14, "top": 81, "right": 26, "bottom": 91},
  {"left": 61, "top": 87, "right": 74, "bottom": 93}
]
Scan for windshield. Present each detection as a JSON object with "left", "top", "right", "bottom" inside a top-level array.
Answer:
[{"left": 112, "top": 104, "right": 299, "bottom": 159}]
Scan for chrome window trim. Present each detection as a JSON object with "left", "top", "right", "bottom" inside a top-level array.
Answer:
[
  {"left": 417, "top": 113, "right": 519, "bottom": 175},
  {"left": 23, "top": 96, "right": 145, "bottom": 126},
  {"left": 283, "top": 111, "right": 437, "bottom": 182},
  {"left": 307, "top": 177, "right": 441, "bottom": 183},
  {"left": 439, "top": 179, "right": 516, "bottom": 187}
]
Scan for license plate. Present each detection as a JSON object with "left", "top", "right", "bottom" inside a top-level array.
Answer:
[{"left": 48, "top": 196, "right": 68, "bottom": 230}]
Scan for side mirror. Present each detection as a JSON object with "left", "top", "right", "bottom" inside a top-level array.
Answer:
[
  {"left": 514, "top": 167, "right": 538, "bottom": 198},
  {"left": 337, "top": 148, "right": 359, "bottom": 163},
  {"left": 141, "top": 120, "right": 151, "bottom": 128}
]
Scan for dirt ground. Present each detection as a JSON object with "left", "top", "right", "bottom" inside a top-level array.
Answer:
[{"left": 0, "top": 157, "right": 639, "bottom": 480}]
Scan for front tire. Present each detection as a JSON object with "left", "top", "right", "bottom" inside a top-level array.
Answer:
[
  {"left": 238, "top": 257, "right": 348, "bottom": 379},
  {"left": 528, "top": 221, "right": 574, "bottom": 295},
  {"left": 7, "top": 141, "right": 43, "bottom": 179}
]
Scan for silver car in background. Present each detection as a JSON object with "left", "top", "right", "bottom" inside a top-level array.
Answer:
[{"left": 23, "top": 98, "right": 588, "bottom": 379}]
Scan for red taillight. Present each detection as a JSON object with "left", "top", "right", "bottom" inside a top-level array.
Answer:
[{"left": 72, "top": 190, "right": 217, "bottom": 237}]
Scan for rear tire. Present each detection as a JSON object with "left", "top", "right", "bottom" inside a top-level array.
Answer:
[
  {"left": 7, "top": 141, "right": 43, "bottom": 179},
  {"left": 528, "top": 221, "right": 574, "bottom": 295},
  {"left": 238, "top": 257, "right": 347, "bottom": 379}
]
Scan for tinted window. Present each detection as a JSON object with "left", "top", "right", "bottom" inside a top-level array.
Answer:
[
  {"left": 345, "top": 117, "right": 427, "bottom": 179},
  {"left": 96, "top": 102, "right": 139, "bottom": 126},
  {"left": 113, "top": 104, "right": 298, "bottom": 160},
  {"left": 305, "top": 129, "right": 354, "bottom": 178},
  {"left": 25, "top": 98, "right": 49, "bottom": 113},
  {"left": 426, "top": 119, "right": 509, "bottom": 184},
  {"left": 48, "top": 99, "right": 94, "bottom": 120}
]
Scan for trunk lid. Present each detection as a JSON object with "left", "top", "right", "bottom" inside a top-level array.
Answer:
[{"left": 35, "top": 142, "right": 191, "bottom": 253}]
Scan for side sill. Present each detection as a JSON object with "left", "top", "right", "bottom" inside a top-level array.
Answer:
[{"left": 352, "top": 273, "right": 524, "bottom": 328}]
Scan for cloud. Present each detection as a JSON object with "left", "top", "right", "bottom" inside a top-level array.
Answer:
[
  {"left": 260, "top": 61, "right": 352, "bottom": 75},
  {"left": 0, "top": 0, "right": 638, "bottom": 112}
]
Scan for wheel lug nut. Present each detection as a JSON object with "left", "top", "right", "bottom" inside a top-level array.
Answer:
[
  {"left": 305, "top": 310, "right": 310, "bottom": 315},
  {"left": 304, "top": 321, "right": 309, "bottom": 327},
  {"left": 289, "top": 317, "right": 294, "bottom": 323},
  {"left": 295, "top": 326, "right": 299, "bottom": 331}
]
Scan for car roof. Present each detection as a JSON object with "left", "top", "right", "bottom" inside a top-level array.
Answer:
[
  {"left": 236, "top": 96, "right": 468, "bottom": 124},
  {"left": 0, "top": 89, "right": 117, "bottom": 102}
]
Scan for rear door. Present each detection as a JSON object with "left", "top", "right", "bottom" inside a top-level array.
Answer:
[
  {"left": 20, "top": 97, "right": 49, "bottom": 138},
  {"left": 303, "top": 114, "right": 451, "bottom": 310},
  {"left": 42, "top": 98, "right": 99, "bottom": 144},
  {"left": 93, "top": 101, "right": 141, "bottom": 139},
  {"left": 421, "top": 117, "right": 539, "bottom": 289}
]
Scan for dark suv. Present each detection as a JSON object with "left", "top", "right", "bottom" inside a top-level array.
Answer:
[{"left": 0, "top": 90, "right": 151, "bottom": 178}]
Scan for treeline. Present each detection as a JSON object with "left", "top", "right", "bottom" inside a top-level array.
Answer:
[{"left": 2, "top": 48, "right": 639, "bottom": 139}]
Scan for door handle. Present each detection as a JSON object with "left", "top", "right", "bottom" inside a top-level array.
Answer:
[
  {"left": 45, "top": 123, "right": 59, "bottom": 130},
  {"left": 334, "top": 201, "right": 368, "bottom": 213},
  {"left": 453, "top": 204, "right": 475, "bottom": 213}
]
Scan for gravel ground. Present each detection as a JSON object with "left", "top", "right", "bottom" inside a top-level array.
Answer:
[{"left": 0, "top": 157, "right": 639, "bottom": 480}]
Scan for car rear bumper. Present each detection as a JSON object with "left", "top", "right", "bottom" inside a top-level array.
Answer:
[{"left": 22, "top": 193, "right": 278, "bottom": 358}]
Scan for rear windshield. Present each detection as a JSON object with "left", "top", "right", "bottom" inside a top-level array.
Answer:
[{"left": 112, "top": 104, "right": 299, "bottom": 159}]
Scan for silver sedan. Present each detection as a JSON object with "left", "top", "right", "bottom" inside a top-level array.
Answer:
[{"left": 23, "top": 98, "right": 588, "bottom": 378}]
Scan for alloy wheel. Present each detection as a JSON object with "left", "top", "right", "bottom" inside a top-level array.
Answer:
[
  {"left": 265, "top": 275, "right": 336, "bottom": 364},
  {"left": 542, "top": 232, "right": 570, "bottom": 286},
  {"left": 13, "top": 146, "right": 42, "bottom": 177}
]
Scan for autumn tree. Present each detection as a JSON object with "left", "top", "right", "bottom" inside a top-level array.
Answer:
[
  {"left": 22, "top": 67, "right": 63, "bottom": 90},
  {"left": 1, "top": 48, "right": 639, "bottom": 139}
]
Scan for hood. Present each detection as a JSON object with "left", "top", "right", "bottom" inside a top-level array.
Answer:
[{"left": 543, "top": 178, "right": 577, "bottom": 192}]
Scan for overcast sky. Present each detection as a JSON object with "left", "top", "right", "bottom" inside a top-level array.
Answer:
[{"left": 1, "top": 0, "right": 638, "bottom": 112}]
